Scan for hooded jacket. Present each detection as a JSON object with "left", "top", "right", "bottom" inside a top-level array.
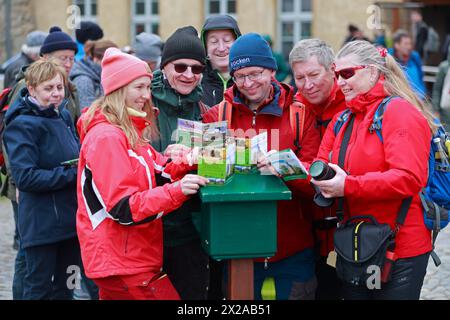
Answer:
[
  {"left": 3, "top": 88, "right": 80, "bottom": 248},
  {"left": 70, "top": 58, "right": 103, "bottom": 110},
  {"left": 202, "top": 81, "right": 321, "bottom": 262},
  {"left": 295, "top": 81, "right": 348, "bottom": 257},
  {"left": 317, "top": 80, "right": 432, "bottom": 259},
  {"left": 151, "top": 69, "right": 205, "bottom": 247},
  {"left": 76, "top": 109, "right": 194, "bottom": 279},
  {"left": 200, "top": 15, "right": 241, "bottom": 107}
]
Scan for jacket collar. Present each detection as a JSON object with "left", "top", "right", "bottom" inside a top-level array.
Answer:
[
  {"left": 227, "top": 80, "right": 293, "bottom": 117},
  {"left": 346, "top": 79, "right": 387, "bottom": 114}
]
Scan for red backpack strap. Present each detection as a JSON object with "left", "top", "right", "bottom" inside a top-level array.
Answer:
[
  {"left": 289, "top": 100, "right": 306, "bottom": 152},
  {"left": 217, "top": 100, "right": 232, "bottom": 129},
  {"left": 0, "top": 88, "right": 12, "bottom": 111}
]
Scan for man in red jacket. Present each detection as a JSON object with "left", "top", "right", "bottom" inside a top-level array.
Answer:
[
  {"left": 202, "top": 33, "right": 320, "bottom": 300},
  {"left": 289, "top": 39, "right": 347, "bottom": 300}
]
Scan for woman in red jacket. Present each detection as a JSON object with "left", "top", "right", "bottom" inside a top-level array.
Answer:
[
  {"left": 312, "top": 40, "right": 436, "bottom": 300},
  {"left": 76, "top": 48, "right": 208, "bottom": 300}
]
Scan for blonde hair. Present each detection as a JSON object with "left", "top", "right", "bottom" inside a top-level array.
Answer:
[
  {"left": 82, "top": 84, "right": 159, "bottom": 149},
  {"left": 336, "top": 40, "right": 437, "bottom": 133},
  {"left": 25, "top": 58, "right": 67, "bottom": 88}
]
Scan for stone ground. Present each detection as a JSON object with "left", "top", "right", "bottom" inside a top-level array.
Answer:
[{"left": 0, "top": 196, "right": 449, "bottom": 300}]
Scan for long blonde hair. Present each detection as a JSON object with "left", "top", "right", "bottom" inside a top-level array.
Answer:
[
  {"left": 82, "top": 85, "right": 159, "bottom": 149},
  {"left": 336, "top": 40, "right": 437, "bottom": 133}
]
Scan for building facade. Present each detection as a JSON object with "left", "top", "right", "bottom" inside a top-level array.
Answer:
[{"left": 1, "top": 0, "right": 449, "bottom": 66}]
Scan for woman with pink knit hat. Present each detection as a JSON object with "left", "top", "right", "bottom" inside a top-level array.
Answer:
[{"left": 75, "top": 48, "right": 208, "bottom": 300}]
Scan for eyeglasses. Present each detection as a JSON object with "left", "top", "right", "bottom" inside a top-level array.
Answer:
[
  {"left": 232, "top": 70, "right": 265, "bottom": 85},
  {"left": 334, "top": 65, "right": 368, "bottom": 80},
  {"left": 172, "top": 63, "right": 205, "bottom": 75}
]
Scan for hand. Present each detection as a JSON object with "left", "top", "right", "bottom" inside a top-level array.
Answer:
[
  {"left": 310, "top": 163, "right": 347, "bottom": 198},
  {"left": 257, "top": 150, "right": 280, "bottom": 177},
  {"left": 179, "top": 174, "right": 209, "bottom": 196},
  {"left": 164, "top": 144, "right": 191, "bottom": 165}
]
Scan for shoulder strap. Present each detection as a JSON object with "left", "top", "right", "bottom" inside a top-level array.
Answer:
[
  {"left": 336, "top": 113, "right": 355, "bottom": 221},
  {"left": 333, "top": 109, "right": 352, "bottom": 137},
  {"left": 369, "top": 96, "right": 396, "bottom": 143},
  {"left": 289, "top": 101, "right": 306, "bottom": 153},
  {"left": 217, "top": 100, "right": 232, "bottom": 129}
]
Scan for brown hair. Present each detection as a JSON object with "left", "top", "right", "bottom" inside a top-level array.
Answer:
[
  {"left": 25, "top": 58, "right": 67, "bottom": 88},
  {"left": 84, "top": 39, "right": 118, "bottom": 61}
]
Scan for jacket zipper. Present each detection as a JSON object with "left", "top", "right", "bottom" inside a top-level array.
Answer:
[
  {"left": 52, "top": 194, "right": 59, "bottom": 221},
  {"left": 252, "top": 110, "right": 257, "bottom": 128},
  {"left": 124, "top": 230, "right": 129, "bottom": 254}
]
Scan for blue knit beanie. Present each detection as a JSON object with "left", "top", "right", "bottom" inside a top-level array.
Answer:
[
  {"left": 40, "top": 26, "right": 78, "bottom": 56},
  {"left": 229, "top": 33, "right": 277, "bottom": 75}
]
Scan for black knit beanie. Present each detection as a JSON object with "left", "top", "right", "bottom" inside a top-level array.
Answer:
[
  {"left": 160, "top": 26, "right": 206, "bottom": 68},
  {"left": 40, "top": 26, "right": 78, "bottom": 55},
  {"left": 75, "top": 21, "right": 104, "bottom": 44}
]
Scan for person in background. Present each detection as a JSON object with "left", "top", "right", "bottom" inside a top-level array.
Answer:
[
  {"left": 263, "top": 34, "right": 291, "bottom": 83},
  {"left": 70, "top": 39, "right": 118, "bottom": 110},
  {"left": 76, "top": 47, "right": 207, "bottom": 300},
  {"left": 75, "top": 21, "right": 104, "bottom": 62},
  {"left": 3, "top": 60, "right": 81, "bottom": 300},
  {"left": 3, "top": 31, "right": 47, "bottom": 89},
  {"left": 410, "top": 10, "right": 428, "bottom": 60},
  {"left": 200, "top": 14, "right": 241, "bottom": 107},
  {"left": 151, "top": 26, "right": 210, "bottom": 300},
  {"left": 388, "top": 29, "right": 426, "bottom": 98},
  {"left": 289, "top": 38, "right": 347, "bottom": 300},
  {"left": 432, "top": 44, "right": 450, "bottom": 130},
  {"left": 342, "top": 24, "right": 370, "bottom": 47},
  {"left": 134, "top": 32, "right": 163, "bottom": 71}
]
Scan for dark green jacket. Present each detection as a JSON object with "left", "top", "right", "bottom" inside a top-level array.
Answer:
[{"left": 151, "top": 70, "right": 204, "bottom": 247}]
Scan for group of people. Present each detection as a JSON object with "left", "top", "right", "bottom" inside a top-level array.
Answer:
[{"left": 1, "top": 13, "right": 446, "bottom": 301}]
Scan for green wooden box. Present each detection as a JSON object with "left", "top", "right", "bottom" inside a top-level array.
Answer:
[{"left": 199, "top": 173, "right": 291, "bottom": 260}]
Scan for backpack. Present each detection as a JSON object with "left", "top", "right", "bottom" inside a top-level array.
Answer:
[
  {"left": 333, "top": 96, "right": 450, "bottom": 267},
  {"left": 0, "top": 88, "right": 12, "bottom": 167},
  {"left": 217, "top": 99, "right": 306, "bottom": 153},
  {"left": 424, "top": 26, "right": 440, "bottom": 53}
]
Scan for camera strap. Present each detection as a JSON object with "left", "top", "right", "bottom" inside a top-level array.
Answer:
[{"left": 336, "top": 113, "right": 355, "bottom": 222}]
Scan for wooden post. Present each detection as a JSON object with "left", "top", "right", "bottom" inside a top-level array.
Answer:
[{"left": 227, "top": 259, "right": 254, "bottom": 300}]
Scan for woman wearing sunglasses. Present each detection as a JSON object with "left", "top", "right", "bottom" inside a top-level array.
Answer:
[
  {"left": 150, "top": 26, "right": 211, "bottom": 300},
  {"left": 76, "top": 48, "right": 208, "bottom": 300},
  {"left": 311, "top": 40, "right": 436, "bottom": 300}
]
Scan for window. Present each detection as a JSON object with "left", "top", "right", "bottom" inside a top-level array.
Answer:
[
  {"left": 278, "top": 0, "right": 312, "bottom": 60},
  {"left": 131, "top": 0, "right": 160, "bottom": 39},
  {"left": 73, "top": 0, "right": 98, "bottom": 22},
  {"left": 205, "top": 0, "right": 237, "bottom": 18}
]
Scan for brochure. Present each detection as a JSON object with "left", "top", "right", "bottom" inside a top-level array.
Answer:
[{"left": 266, "top": 149, "right": 308, "bottom": 181}]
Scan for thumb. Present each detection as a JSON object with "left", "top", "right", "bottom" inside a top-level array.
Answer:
[{"left": 328, "top": 163, "right": 347, "bottom": 175}]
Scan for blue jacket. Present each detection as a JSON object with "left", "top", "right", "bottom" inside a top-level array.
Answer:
[
  {"left": 388, "top": 48, "right": 426, "bottom": 98},
  {"left": 3, "top": 89, "right": 80, "bottom": 248}
]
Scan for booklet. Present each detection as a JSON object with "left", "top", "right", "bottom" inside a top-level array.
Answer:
[
  {"left": 266, "top": 149, "right": 308, "bottom": 181},
  {"left": 177, "top": 119, "right": 234, "bottom": 184},
  {"left": 235, "top": 132, "right": 268, "bottom": 173}
]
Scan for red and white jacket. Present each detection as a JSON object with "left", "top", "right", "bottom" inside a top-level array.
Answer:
[{"left": 76, "top": 110, "right": 193, "bottom": 279}]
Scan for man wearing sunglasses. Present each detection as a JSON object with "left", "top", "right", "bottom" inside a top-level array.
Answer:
[
  {"left": 150, "top": 26, "right": 209, "bottom": 300},
  {"left": 202, "top": 33, "right": 320, "bottom": 300},
  {"left": 289, "top": 39, "right": 347, "bottom": 300}
]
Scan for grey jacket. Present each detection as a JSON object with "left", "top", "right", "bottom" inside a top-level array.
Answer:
[{"left": 70, "top": 58, "right": 103, "bottom": 110}]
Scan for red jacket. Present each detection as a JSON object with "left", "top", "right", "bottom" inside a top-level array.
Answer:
[
  {"left": 295, "top": 81, "right": 347, "bottom": 257},
  {"left": 76, "top": 110, "right": 193, "bottom": 279},
  {"left": 317, "top": 81, "right": 432, "bottom": 259},
  {"left": 203, "top": 80, "right": 321, "bottom": 262}
]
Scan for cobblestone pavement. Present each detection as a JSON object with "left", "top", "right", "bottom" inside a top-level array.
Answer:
[{"left": 0, "top": 197, "right": 449, "bottom": 300}]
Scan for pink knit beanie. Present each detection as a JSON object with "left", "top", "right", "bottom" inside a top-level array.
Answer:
[{"left": 101, "top": 47, "right": 152, "bottom": 95}]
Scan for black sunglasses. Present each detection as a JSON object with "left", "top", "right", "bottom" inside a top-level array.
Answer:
[
  {"left": 334, "top": 65, "right": 368, "bottom": 80},
  {"left": 172, "top": 63, "right": 205, "bottom": 75}
]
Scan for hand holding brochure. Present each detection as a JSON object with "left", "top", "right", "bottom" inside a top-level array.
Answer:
[{"left": 266, "top": 149, "right": 308, "bottom": 181}]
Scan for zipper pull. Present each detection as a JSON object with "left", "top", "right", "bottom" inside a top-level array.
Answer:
[
  {"left": 252, "top": 110, "right": 257, "bottom": 127},
  {"left": 264, "top": 258, "right": 269, "bottom": 270}
]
